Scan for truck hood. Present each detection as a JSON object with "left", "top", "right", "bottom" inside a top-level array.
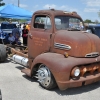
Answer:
[{"left": 53, "top": 30, "right": 100, "bottom": 57}]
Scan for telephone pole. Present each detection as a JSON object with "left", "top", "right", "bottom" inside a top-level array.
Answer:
[{"left": 18, "top": 0, "right": 19, "bottom": 7}]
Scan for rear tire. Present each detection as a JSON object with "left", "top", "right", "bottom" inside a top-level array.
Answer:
[
  {"left": 0, "top": 89, "right": 2, "bottom": 100},
  {"left": 36, "top": 64, "right": 57, "bottom": 90},
  {"left": 0, "top": 44, "right": 7, "bottom": 62}
]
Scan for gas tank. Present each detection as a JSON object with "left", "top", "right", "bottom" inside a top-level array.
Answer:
[{"left": 52, "top": 30, "right": 100, "bottom": 57}]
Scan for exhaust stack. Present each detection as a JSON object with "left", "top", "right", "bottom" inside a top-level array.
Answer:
[{"left": 12, "top": 55, "right": 28, "bottom": 67}]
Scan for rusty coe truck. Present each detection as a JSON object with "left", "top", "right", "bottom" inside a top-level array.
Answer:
[{"left": 0, "top": 9, "right": 100, "bottom": 90}]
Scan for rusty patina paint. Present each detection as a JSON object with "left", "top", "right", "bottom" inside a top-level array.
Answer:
[
  {"left": 17, "top": 9, "right": 100, "bottom": 90},
  {"left": 30, "top": 53, "right": 100, "bottom": 90},
  {"left": 52, "top": 30, "right": 100, "bottom": 57}
]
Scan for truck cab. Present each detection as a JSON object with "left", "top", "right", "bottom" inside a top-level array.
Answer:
[{"left": 28, "top": 10, "right": 85, "bottom": 58}]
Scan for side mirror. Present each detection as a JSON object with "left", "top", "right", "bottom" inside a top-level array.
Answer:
[{"left": 86, "top": 29, "right": 92, "bottom": 33}]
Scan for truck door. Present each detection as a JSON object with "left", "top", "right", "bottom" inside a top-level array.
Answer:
[{"left": 28, "top": 15, "right": 52, "bottom": 58}]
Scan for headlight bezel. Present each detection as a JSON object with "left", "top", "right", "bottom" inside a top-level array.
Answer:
[{"left": 71, "top": 67, "right": 80, "bottom": 79}]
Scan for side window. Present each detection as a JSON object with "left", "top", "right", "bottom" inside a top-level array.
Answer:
[
  {"left": 55, "top": 18, "right": 61, "bottom": 25},
  {"left": 34, "top": 15, "right": 51, "bottom": 29}
]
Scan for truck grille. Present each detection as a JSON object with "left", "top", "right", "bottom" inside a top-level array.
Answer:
[
  {"left": 85, "top": 52, "right": 99, "bottom": 58},
  {"left": 80, "top": 62, "right": 100, "bottom": 77}
]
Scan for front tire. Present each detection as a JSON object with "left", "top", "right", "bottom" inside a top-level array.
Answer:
[{"left": 36, "top": 64, "right": 57, "bottom": 90}]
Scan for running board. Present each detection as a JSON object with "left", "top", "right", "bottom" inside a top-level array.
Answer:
[{"left": 21, "top": 68, "right": 31, "bottom": 77}]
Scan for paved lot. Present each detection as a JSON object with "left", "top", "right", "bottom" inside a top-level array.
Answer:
[{"left": 0, "top": 59, "right": 100, "bottom": 100}]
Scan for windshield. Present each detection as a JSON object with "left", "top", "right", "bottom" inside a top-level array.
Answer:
[
  {"left": 1, "top": 24, "right": 16, "bottom": 29},
  {"left": 55, "top": 16, "right": 84, "bottom": 30}
]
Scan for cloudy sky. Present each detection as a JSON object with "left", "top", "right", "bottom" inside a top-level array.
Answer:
[{"left": 3, "top": 0, "right": 100, "bottom": 21}]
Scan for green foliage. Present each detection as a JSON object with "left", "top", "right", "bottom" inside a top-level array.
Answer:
[
  {"left": 98, "top": 11, "right": 100, "bottom": 18},
  {"left": 18, "top": 19, "right": 26, "bottom": 23},
  {"left": 0, "top": 0, "right": 5, "bottom": 6},
  {"left": 84, "top": 19, "right": 92, "bottom": 23},
  {"left": 0, "top": 0, "right": 5, "bottom": 21}
]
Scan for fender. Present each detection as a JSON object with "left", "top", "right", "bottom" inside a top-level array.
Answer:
[
  {"left": 30, "top": 53, "right": 72, "bottom": 86},
  {"left": 30, "top": 53, "right": 100, "bottom": 89}
]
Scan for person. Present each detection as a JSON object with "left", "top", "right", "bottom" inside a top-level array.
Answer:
[
  {"left": 15, "top": 33, "right": 21, "bottom": 45},
  {"left": 12, "top": 25, "right": 20, "bottom": 38},
  {"left": 8, "top": 33, "right": 16, "bottom": 45},
  {"left": 79, "top": 22, "right": 84, "bottom": 30},
  {"left": 26, "top": 23, "right": 30, "bottom": 31},
  {"left": 22, "top": 25, "right": 28, "bottom": 46},
  {"left": 0, "top": 30, "right": 6, "bottom": 44}
]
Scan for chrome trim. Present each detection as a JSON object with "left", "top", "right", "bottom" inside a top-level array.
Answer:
[
  {"left": 54, "top": 43, "right": 71, "bottom": 50},
  {"left": 12, "top": 55, "right": 28, "bottom": 67},
  {"left": 85, "top": 52, "right": 99, "bottom": 58},
  {"left": 35, "top": 64, "right": 51, "bottom": 87}
]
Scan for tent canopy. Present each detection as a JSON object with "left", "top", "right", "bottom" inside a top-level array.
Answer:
[{"left": 0, "top": 4, "right": 33, "bottom": 19}]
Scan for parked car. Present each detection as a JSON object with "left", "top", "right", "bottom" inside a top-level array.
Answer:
[
  {"left": 87, "top": 24, "right": 100, "bottom": 38},
  {"left": 1, "top": 22, "right": 17, "bottom": 34},
  {"left": 0, "top": 22, "right": 21, "bottom": 44}
]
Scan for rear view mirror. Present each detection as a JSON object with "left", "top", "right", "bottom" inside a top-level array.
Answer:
[{"left": 86, "top": 29, "right": 92, "bottom": 33}]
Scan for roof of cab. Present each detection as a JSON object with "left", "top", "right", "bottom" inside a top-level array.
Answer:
[{"left": 33, "top": 9, "right": 82, "bottom": 19}]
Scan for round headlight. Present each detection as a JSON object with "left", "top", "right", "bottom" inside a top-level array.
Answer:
[
  {"left": 71, "top": 67, "right": 80, "bottom": 78},
  {"left": 74, "top": 69, "right": 80, "bottom": 77}
]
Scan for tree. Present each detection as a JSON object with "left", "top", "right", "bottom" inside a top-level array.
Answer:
[
  {"left": 95, "top": 20, "right": 99, "bottom": 24},
  {"left": 84, "top": 19, "right": 92, "bottom": 23},
  {"left": 0, "top": 0, "right": 5, "bottom": 22},
  {"left": 98, "top": 10, "right": 100, "bottom": 18},
  {"left": 0, "top": 0, "right": 5, "bottom": 6}
]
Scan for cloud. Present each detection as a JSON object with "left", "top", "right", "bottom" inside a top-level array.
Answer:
[
  {"left": 84, "top": 8, "right": 99, "bottom": 12},
  {"left": 81, "top": 0, "right": 100, "bottom": 7},
  {"left": 59, "top": 6, "right": 78, "bottom": 12},
  {"left": 43, "top": 4, "right": 78, "bottom": 12},
  {"left": 87, "top": 1, "right": 100, "bottom": 7},
  {"left": 43, "top": 4, "right": 57, "bottom": 9},
  {"left": 20, "top": 4, "right": 28, "bottom": 8},
  {"left": 60, "top": 5, "right": 66, "bottom": 9},
  {"left": 11, "top": 0, "right": 14, "bottom": 2},
  {"left": 34, "top": 5, "right": 39, "bottom": 8}
]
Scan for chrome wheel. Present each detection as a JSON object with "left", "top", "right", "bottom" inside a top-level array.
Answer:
[
  {"left": 35, "top": 64, "right": 57, "bottom": 89},
  {"left": 36, "top": 64, "right": 51, "bottom": 88}
]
